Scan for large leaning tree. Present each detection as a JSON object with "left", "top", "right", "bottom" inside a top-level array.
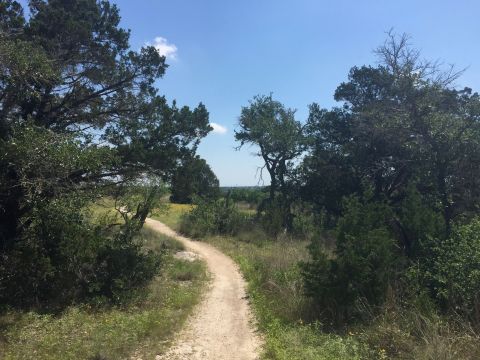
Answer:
[
  {"left": 0, "top": 0, "right": 212, "bottom": 306},
  {"left": 235, "top": 94, "right": 305, "bottom": 200},
  {"left": 235, "top": 94, "right": 306, "bottom": 233}
]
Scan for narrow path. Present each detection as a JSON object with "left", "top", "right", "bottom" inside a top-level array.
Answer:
[{"left": 145, "top": 218, "right": 262, "bottom": 360}]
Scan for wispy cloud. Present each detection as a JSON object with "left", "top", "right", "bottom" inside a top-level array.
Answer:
[
  {"left": 148, "top": 36, "right": 178, "bottom": 60},
  {"left": 210, "top": 122, "right": 227, "bottom": 135}
]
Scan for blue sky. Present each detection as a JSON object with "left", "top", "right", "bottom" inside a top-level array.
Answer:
[{"left": 35, "top": 0, "right": 480, "bottom": 186}]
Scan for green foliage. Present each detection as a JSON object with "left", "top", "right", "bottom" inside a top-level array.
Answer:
[
  {"left": 179, "top": 198, "right": 250, "bottom": 238},
  {"left": 300, "top": 106, "right": 360, "bottom": 219},
  {"left": 228, "top": 187, "right": 268, "bottom": 207},
  {"left": 0, "top": 124, "right": 115, "bottom": 207},
  {"left": 419, "top": 218, "right": 480, "bottom": 321},
  {"left": 170, "top": 155, "right": 219, "bottom": 204},
  {"left": 259, "top": 196, "right": 294, "bottom": 236},
  {"left": 0, "top": 0, "right": 212, "bottom": 309},
  {"left": 0, "top": 1, "right": 24, "bottom": 32},
  {"left": 298, "top": 32, "right": 480, "bottom": 331},
  {"left": 291, "top": 210, "right": 317, "bottom": 240},
  {"left": 302, "top": 197, "right": 402, "bottom": 323},
  {"left": 302, "top": 33, "right": 480, "bottom": 237},
  {"left": 0, "top": 125, "right": 166, "bottom": 307},
  {"left": 0, "top": 192, "right": 162, "bottom": 308},
  {"left": 160, "top": 205, "right": 480, "bottom": 359},
  {"left": 395, "top": 184, "right": 446, "bottom": 257},
  {"left": 262, "top": 319, "right": 370, "bottom": 360},
  {"left": 235, "top": 94, "right": 306, "bottom": 203},
  {"left": 201, "top": 229, "right": 372, "bottom": 359}
]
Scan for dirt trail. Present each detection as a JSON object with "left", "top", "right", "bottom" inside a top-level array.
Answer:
[{"left": 145, "top": 218, "right": 262, "bottom": 360}]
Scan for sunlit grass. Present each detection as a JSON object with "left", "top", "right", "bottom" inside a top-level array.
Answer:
[
  {"left": 155, "top": 204, "right": 480, "bottom": 360},
  {"left": 151, "top": 202, "right": 195, "bottom": 230},
  {"left": 88, "top": 196, "right": 119, "bottom": 220},
  {"left": 153, "top": 206, "right": 370, "bottom": 359},
  {"left": 103, "top": 201, "right": 480, "bottom": 359}
]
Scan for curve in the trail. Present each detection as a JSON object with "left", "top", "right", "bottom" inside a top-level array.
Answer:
[{"left": 145, "top": 218, "right": 262, "bottom": 360}]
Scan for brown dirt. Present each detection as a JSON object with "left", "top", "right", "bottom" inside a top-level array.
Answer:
[{"left": 145, "top": 218, "right": 262, "bottom": 360}]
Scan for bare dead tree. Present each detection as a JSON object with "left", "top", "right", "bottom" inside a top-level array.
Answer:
[{"left": 374, "top": 30, "right": 465, "bottom": 87}]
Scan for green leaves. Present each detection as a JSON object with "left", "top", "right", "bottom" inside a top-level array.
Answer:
[
  {"left": 423, "top": 219, "right": 480, "bottom": 320},
  {"left": 302, "top": 33, "right": 480, "bottom": 238},
  {"left": 1, "top": 124, "right": 116, "bottom": 202},
  {"left": 0, "top": 0, "right": 211, "bottom": 308},
  {"left": 179, "top": 198, "right": 250, "bottom": 238},
  {"left": 170, "top": 155, "right": 219, "bottom": 204},
  {"left": 301, "top": 32, "right": 480, "bottom": 326},
  {"left": 302, "top": 196, "right": 400, "bottom": 323},
  {"left": 236, "top": 94, "right": 305, "bottom": 159},
  {"left": 236, "top": 94, "right": 306, "bottom": 229}
]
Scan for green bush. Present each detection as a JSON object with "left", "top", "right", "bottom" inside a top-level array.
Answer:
[
  {"left": 395, "top": 184, "right": 446, "bottom": 258},
  {"left": 259, "top": 196, "right": 293, "bottom": 236},
  {"left": 179, "top": 198, "right": 250, "bottom": 237},
  {"left": 228, "top": 187, "right": 267, "bottom": 207},
  {"left": 302, "top": 197, "right": 402, "bottom": 323},
  {"left": 292, "top": 209, "right": 317, "bottom": 240},
  {"left": 0, "top": 127, "right": 163, "bottom": 308},
  {"left": 420, "top": 218, "right": 480, "bottom": 322},
  {"left": 0, "top": 195, "right": 162, "bottom": 308},
  {"left": 169, "top": 155, "right": 219, "bottom": 204}
]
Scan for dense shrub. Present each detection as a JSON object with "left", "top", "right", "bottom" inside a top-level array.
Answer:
[
  {"left": 179, "top": 198, "right": 250, "bottom": 237},
  {"left": 0, "top": 195, "right": 162, "bottom": 308},
  {"left": 228, "top": 187, "right": 267, "bottom": 207},
  {"left": 395, "top": 185, "right": 446, "bottom": 258},
  {"left": 418, "top": 218, "right": 480, "bottom": 322},
  {"left": 0, "top": 128, "right": 163, "bottom": 308},
  {"left": 259, "top": 196, "right": 294, "bottom": 236},
  {"left": 169, "top": 156, "right": 219, "bottom": 204},
  {"left": 292, "top": 210, "right": 317, "bottom": 240},
  {"left": 0, "top": 0, "right": 211, "bottom": 311},
  {"left": 302, "top": 197, "right": 403, "bottom": 323}
]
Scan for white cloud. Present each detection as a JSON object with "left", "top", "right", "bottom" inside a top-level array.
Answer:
[
  {"left": 210, "top": 122, "right": 227, "bottom": 135},
  {"left": 150, "top": 36, "right": 178, "bottom": 60}
]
